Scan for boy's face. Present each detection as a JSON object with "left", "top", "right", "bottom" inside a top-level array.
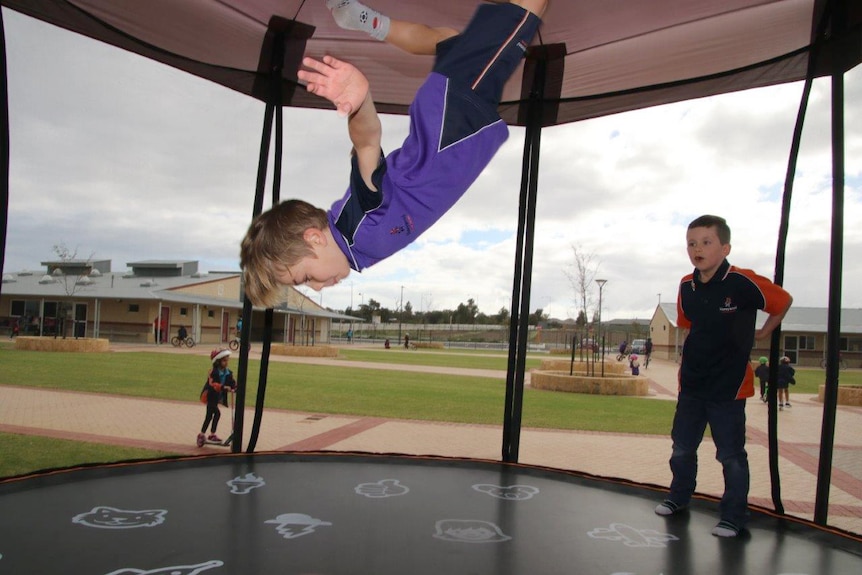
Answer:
[
  {"left": 686, "top": 225, "right": 730, "bottom": 278},
  {"left": 275, "top": 227, "right": 351, "bottom": 291}
]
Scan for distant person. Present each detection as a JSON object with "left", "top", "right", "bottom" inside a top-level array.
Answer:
[
  {"left": 654, "top": 215, "right": 792, "bottom": 539},
  {"left": 177, "top": 325, "right": 188, "bottom": 341},
  {"left": 239, "top": 0, "right": 547, "bottom": 308},
  {"left": 617, "top": 340, "right": 628, "bottom": 361},
  {"left": 629, "top": 354, "right": 640, "bottom": 376},
  {"left": 347, "top": 328, "right": 354, "bottom": 343},
  {"left": 776, "top": 356, "right": 796, "bottom": 410},
  {"left": 644, "top": 337, "right": 653, "bottom": 368},
  {"left": 197, "top": 349, "right": 237, "bottom": 447},
  {"left": 404, "top": 333, "right": 410, "bottom": 349},
  {"left": 9, "top": 317, "right": 19, "bottom": 338},
  {"left": 755, "top": 356, "right": 769, "bottom": 403}
]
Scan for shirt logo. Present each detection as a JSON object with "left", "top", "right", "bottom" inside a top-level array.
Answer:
[
  {"left": 719, "top": 297, "right": 738, "bottom": 313},
  {"left": 390, "top": 214, "right": 415, "bottom": 235}
]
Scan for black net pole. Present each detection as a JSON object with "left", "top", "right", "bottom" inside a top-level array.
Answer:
[
  {"left": 814, "top": 45, "right": 846, "bottom": 527},
  {"left": 501, "top": 84, "right": 542, "bottom": 464},
  {"left": 767, "top": 59, "right": 814, "bottom": 518},
  {"left": 246, "top": 32, "right": 286, "bottom": 453},
  {"left": 501, "top": 44, "right": 565, "bottom": 463},
  {"left": 233, "top": 98, "right": 274, "bottom": 453},
  {"left": 765, "top": 0, "right": 839, "bottom": 514},
  {"left": 0, "top": 7, "right": 9, "bottom": 298}
]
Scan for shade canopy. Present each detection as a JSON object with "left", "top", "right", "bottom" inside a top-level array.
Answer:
[{"left": 5, "top": 0, "right": 860, "bottom": 125}]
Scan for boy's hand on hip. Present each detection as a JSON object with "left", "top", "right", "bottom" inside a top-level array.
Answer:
[{"left": 298, "top": 55, "right": 369, "bottom": 118}]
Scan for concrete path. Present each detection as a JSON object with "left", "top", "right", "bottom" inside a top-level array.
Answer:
[{"left": 1, "top": 344, "right": 860, "bottom": 535}]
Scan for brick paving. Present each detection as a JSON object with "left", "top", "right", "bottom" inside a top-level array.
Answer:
[{"left": 1, "top": 344, "right": 860, "bottom": 535}]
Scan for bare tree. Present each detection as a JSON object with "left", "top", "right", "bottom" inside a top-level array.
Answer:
[
  {"left": 563, "top": 245, "right": 600, "bottom": 328},
  {"left": 51, "top": 242, "right": 96, "bottom": 338}
]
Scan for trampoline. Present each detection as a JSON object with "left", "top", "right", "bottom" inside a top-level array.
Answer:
[
  {"left": 1, "top": 452, "right": 861, "bottom": 574},
  {"left": 2, "top": 2, "right": 862, "bottom": 572}
]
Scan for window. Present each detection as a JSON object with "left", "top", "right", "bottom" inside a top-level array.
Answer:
[
  {"left": 43, "top": 301, "right": 59, "bottom": 318},
  {"left": 208, "top": 310, "right": 215, "bottom": 318},
  {"left": 10, "top": 300, "right": 25, "bottom": 316},
  {"left": 180, "top": 307, "right": 188, "bottom": 316},
  {"left": 10, "top": 300, "right": 40, "bottom": 318},
  {"left": 128, "top": 304, "right": 140, "bottom": 313},
  {"left": 799, "top": 336, "right": 815, "bottom": 350},
  {"left": 843, "top": 337, "right": 862, "bottom": 352}
]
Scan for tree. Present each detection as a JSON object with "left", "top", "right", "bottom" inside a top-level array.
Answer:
[
  {"left": 564, "top": 245, "right": 600, "bottom": 328},
  {"left": 454, "top": 298, "right": 479, "bottom": 324},
  {"left": 494, "top": 306, "right": 510, "bottom": 325},
  {"left": 529, "top": 308, "right": 548, "bottom": 326},
  {"left": 575, "top": 309, "right": 588, "bottom": 327},
  {"left": 50, "top": 242, "right": 96, "bottom": 339}
]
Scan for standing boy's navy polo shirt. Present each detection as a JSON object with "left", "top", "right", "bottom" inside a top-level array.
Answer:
[{"left": 677, "top": 259, "right": 791, "bottom": 401}]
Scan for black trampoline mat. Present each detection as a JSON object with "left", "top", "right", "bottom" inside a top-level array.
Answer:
[{"left": 1, "top": 452, "right": 860, "bottom": 574}]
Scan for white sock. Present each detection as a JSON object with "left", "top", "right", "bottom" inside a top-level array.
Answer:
[{"left": 326, "top": 0, "right": 390, "bottom": 41}]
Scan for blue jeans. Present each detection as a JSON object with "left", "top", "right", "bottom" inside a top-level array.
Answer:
[{"left": 668, "top": 394, "right": 749, "bottom": 528}]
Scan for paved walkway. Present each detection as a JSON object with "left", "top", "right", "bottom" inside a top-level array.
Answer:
[{"left": 1, "top": 344, "right": 861, "bottom": 535}]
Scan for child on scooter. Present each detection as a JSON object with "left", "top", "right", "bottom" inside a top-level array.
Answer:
[{"left": 197, "top": 348, "right": 237, "bottom": 446}]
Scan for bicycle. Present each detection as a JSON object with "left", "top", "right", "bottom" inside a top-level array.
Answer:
[
  {"left": 170, "top": 335, "right": 195, "bottom": 348},
  {"left": 819, "top": 355, "right": 847, "bottom": 370},
  {"left": 228, "top": 336, "right": 250, "bottom": 352}
]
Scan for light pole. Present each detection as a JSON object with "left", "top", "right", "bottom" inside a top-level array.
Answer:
[
  {"left": 596, "top": 279, "right": 607, "bottom": 377},
  {"left": 657, "top": 292, "right": 661, "bottom": 307},
  {"left": 398, "top": 285, "right": 405, "bottom": 347},
  {"left": 358, "top": 292, "right": 364, "bottom": 338}
]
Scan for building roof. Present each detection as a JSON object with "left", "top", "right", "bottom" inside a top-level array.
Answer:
[
  {"left": 2, "top": 268, "right": 227, "bottom": 300},
  {"left": 654, "top": 303, "right": 862, "bottom": 335},
  {"left": 1, "top": 268, "right": 356, "bottom": 321}
]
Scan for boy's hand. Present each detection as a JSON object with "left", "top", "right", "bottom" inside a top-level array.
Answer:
[{"left": 298, "top": 55, "right": 369, "bottom": 118}]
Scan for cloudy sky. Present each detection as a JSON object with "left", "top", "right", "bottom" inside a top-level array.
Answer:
[{"left": 2, "top": 9, "right": 860, "bottom": 322}]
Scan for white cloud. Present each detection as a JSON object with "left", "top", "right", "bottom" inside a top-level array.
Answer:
[{"left": 2, "top": 9, "right": 860, "bottom": 321}]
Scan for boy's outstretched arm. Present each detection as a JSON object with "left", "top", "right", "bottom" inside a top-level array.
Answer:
[{"left": 298, "top": 55, "right": 382, "bottom": 190}]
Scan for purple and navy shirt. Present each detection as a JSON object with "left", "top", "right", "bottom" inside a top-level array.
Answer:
[{"left": 327, "top": 72, "right": 508, "bottom": 271}]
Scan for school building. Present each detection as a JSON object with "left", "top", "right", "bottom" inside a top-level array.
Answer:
[
  {"left": 649, "top": 303, "right": 862, "bottom": 368},
  {"left": 1, "top": 259, "right": 355, "bottom": 346}
]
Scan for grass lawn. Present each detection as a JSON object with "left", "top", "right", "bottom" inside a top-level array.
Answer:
[
  {"left": 2, "top": 346, "right": 855, "bottom": 478},
  {"left": 0, "top": 432, "right": 179, "bottom": 479},
  {"left": 337, "top": 347, "right": 545, "bottom": 371},
  {"left": 788, "top": 367, "right": 861, "bottom": 394},
  {"left": 0, "top": 349, "right": 675, "bottom": 432}
]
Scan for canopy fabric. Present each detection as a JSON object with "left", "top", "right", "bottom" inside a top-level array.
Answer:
[{"left": 4, "top": 0, "right": 860, "bottom": 126}]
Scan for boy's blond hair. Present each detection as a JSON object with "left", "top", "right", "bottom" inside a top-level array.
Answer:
[{"left": 240, "top": 199, "right": 329, "bottom": 308}]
